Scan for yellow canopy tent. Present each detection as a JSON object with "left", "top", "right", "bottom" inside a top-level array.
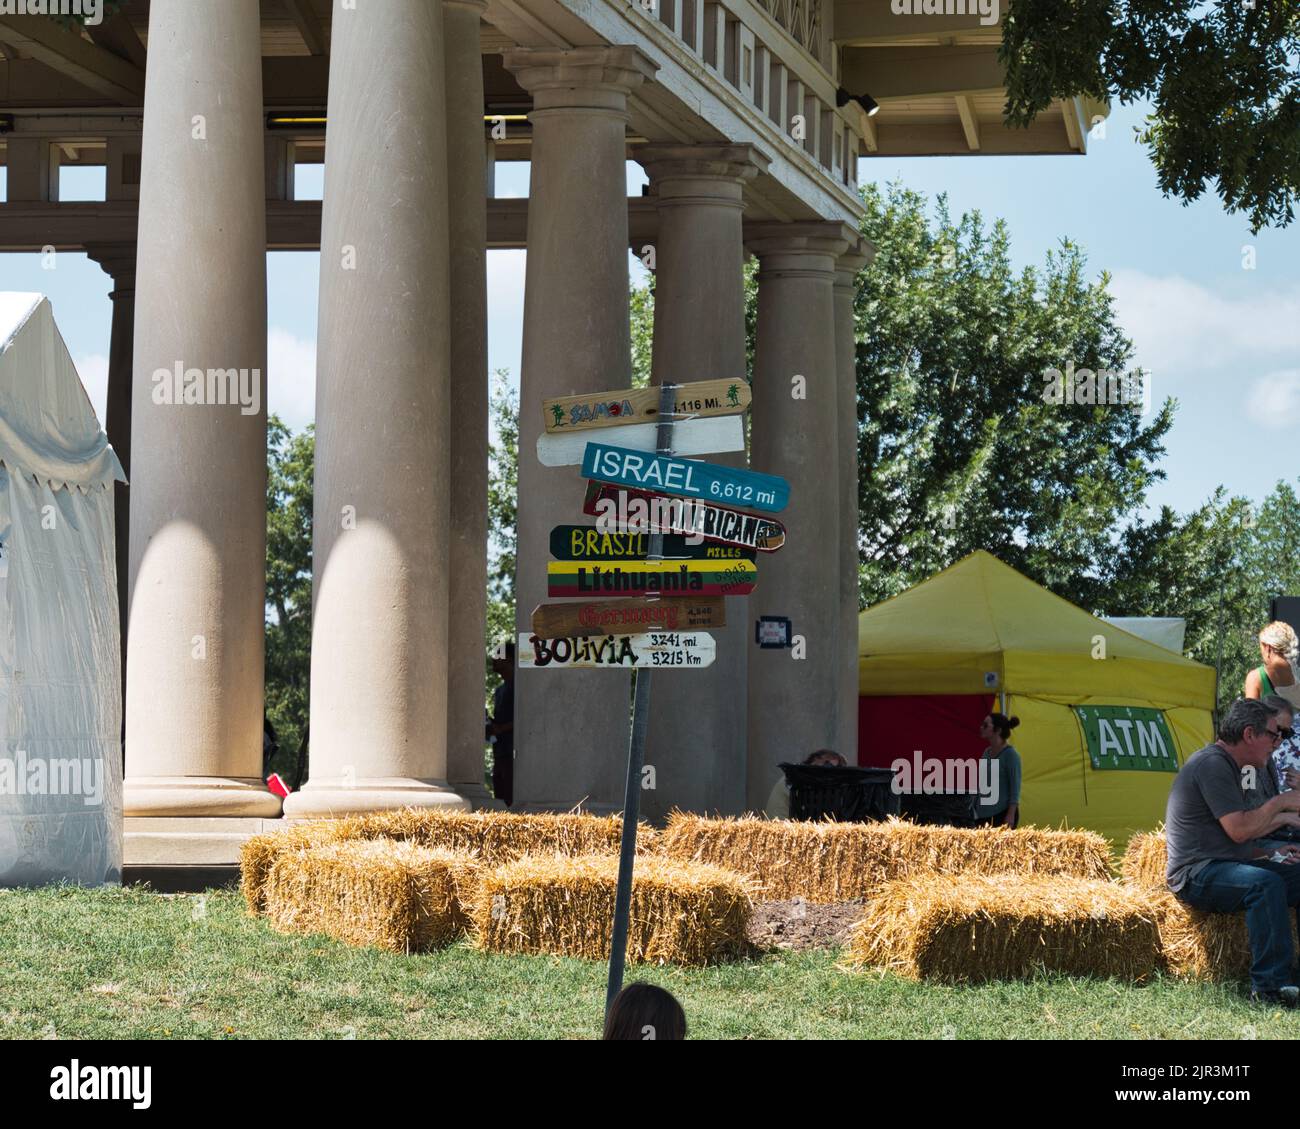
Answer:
[{"left": 858, "top": 551, "right": 1215, "bottom": 846}]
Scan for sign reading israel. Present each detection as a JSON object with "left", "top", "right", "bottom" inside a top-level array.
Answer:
[
  {"left": 1075, "top": 705, "right": 1179, "bottom": 772},
  {"left": 582, "top": 442, "right": 790, "bottom": 514}
]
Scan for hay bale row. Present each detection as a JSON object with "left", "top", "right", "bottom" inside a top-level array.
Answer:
[
  {"left": 1120, "top": 827, "right": 1169, "bottom": 891},
  {"left": 472, "top": 854, "right": 753, "bottom": 966},
  {"left": 1144, "top": 890, "right": 1300, "bottom": 981},
  {"left": 846, "top": 874, "right": 1162, "bottom": 983},
  {"left": 264, "top": 840, "right": 481, "bottom": 953},
  {"left": 658, "top": 813, "right": 1112, "bottom": 904},
  {"left": 241, "top": 808, "right": 655, "bottom": 915}
]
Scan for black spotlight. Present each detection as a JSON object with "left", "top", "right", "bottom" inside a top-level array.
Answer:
[{"left": 835, "top": 88, "right": 880, "bottom": 117}]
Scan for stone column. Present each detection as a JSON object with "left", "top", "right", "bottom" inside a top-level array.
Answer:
[
  {"left": 85, "top": 243, "right": 135, "bottom": 700},
  {"left": 285, "top": 0, "right": 466, "bottom": 818},
  {"left": 744, "top": 222, "right": 853, "bottom": 811},
  {"left": 502, "top": 46, "right": 657, "bottom": 812},
  {"left": 123, "top": 0, "right": 278, "bottom": 822},
  {"left": 635, "top": 144, "right": 768, "bottom": 820},
  {"left": 443, "top": 0, "right": 497, "bottom": 808},
  {"left": 834, "top": 237, "right": 873, "bottom": 765}
]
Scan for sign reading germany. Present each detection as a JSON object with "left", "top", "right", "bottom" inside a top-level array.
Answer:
[
  {"left": 549, "top": 525, "right": 755, "bottom": 562},
  {"left": 531, "top": 596, "right": 726, "bottom": 639},
  {"left": 546, "top": 559, "right": 757, "bottom": 597},
  {"left": 581, "top": 441, "right": 790, "bottom": 513},
  {"left": 583, "top": 482, "right": 786, "bottom": 553},
  {"left": 518, "top": 632, "right": 717, "bottom": 669},
  {"left": 541, "top": 379, "right": 751, "bottom": 433}
]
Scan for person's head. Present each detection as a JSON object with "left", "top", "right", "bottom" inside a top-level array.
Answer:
[
  {"left": 803, "top": 749, "right": 846, "bottom": 768},
  {"left": 1219, "top": 697, "right": 1282, "bottom": 764},
  {"left": 1263, "top": 694, "right": 1295, "bottom": 737},
  {"left": 980, "top": 713, "right": 1020, "bottom": 742},
  {"left": 602, "top": 983, "right": 686, "bottom": 1041},
  {"left": 1259, "top": 621, "right": 1299, "bottom": 668},
  {"left": 490, "top": 640, "right": 516, "bottom": 680}
]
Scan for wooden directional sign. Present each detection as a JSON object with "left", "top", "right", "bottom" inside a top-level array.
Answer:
[
  {"left": 537, "top": 414, "right": 743, "bottom": 467},
  {"left": 531, "top": 596, "right": 726, "bottom": 639},
  {"left": 547, "top": 559, "right": 757, "bottom": 598},
  {"left": 582, "top": 441, "right": 790, "bottom": 514},
  {"left": 518, "top": 631, "right": 717, "bottom": 669},
  {"left": 583, "top": 482, "right": 787, "bottom": 553},
  {"left": 542, "top": 379, "right": 751, "bottom": 434},
  {"left": 549, "top": 525, "right": 755, "bottom": 563}
]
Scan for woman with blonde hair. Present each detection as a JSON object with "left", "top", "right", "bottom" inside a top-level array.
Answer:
[{"left": 1245, "top": 621, "right": 1300, "bottom": 710}]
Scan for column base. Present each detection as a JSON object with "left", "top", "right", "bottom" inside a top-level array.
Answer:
[
  {"left": 124, "top": 777, "right": 284, "bottom": 818},
  {"left": 281, "top": 777, "right": 471, "bottom": 819},
  {"left": 125, "top": 815, "right": 286, "bottom": 867},
  {"left": 451, "top": 781, "right": 506, "bottom": 811}
]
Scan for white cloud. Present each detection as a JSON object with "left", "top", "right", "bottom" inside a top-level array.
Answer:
[
  {"left": 1109, "top": 269, "right": 1300, "bottom": 379},
  {"left": 73, "top": 352, "right": 109, "bottom": 425},
  {"left": 1244, "top": 369, "right": 1300, "bottom": 430},
  {"left": 267, "top": 326, "right": 316, "bottom": 432}
]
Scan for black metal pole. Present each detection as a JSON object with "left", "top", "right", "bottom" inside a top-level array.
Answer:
[{"left": 605, "top": 381, "right": 677, "bottom": 1020}]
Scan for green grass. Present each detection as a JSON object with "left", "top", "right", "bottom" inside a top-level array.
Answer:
[{"left": 2, "top": 884, "right": 1298, "bottom": 1040}]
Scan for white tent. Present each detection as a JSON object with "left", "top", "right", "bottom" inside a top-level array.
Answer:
[
  {"left": 0, "top": 293, "right": 125, "bottom": 886},
  {"left": 1101, "top": 616, "right": 1187, "bottom": 654}
]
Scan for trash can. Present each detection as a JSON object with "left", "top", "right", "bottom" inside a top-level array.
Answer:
[
  {"left": 780, "top": 763, "right": 900, "bottom": 823},
  {"left": 898, "top": 791, "right": 979, "bottom": 828}
]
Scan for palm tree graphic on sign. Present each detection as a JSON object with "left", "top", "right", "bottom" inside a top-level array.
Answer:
[
  {"left": 551, "top": 403, "right": 566, "bottom": 428},
  {"left": 726, "top": 383, "right": 740, "bottom": 407}
]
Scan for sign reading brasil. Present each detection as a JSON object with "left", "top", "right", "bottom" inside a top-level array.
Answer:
[
  {"left": 581, "top": 441, "right": 790, "bottom": 514},
  {"left": 1075, "top": 705, "right": 1179, "bottom": 772}
]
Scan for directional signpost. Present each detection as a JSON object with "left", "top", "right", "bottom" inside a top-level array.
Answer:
[
  {"left": 549, "top": 524, "right": 755, "bottom": 562},
  {"left": 542, "top": 378, "right": 750, "bottom": 433},
  {"left": 546, "top": 559, "right": 758, "bottom": 597},
  {"left": 583, "top": 482, "right": 786, "bottom": 553},
  {"left": 531, "top": 596, "right": 726, "bottom": 638},
  {"left": 582, "top": 441, "right": 790, "bottom": 513},
  {"left": 517, "top": 631, "right": 717, "bottom": 669}
]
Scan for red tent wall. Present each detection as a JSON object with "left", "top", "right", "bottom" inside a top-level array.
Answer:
[{"left": 857, "top": 694, "right": 995, "bottom": 770}]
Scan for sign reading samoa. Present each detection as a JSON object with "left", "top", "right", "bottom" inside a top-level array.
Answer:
[
  {"left": 531, "top": 596, "right": 725, "bottom": 639},
  {"left": 518, "top": 632, "right": 717, "bottom": 669},
  {"left": 581, "top": 442, "right": 790, "bottom": 514},
  {"left": 582, "top": 482, "right": 786, "bottom": 553},
  {"left": 542, "top": 379, "right": 751, "bottom": 433},
  {"left": 546, "top": 559, "right": 757, "bottom": 597},
  {"left": 549, "top": 525, "right": 755, "bottom": 562}
]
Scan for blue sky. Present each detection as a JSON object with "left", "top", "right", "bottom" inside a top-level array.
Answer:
[{"left": 2, "top": 97, "right": 1295, "bottom": 519}]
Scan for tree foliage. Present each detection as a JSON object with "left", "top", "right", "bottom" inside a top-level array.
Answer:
[{"left": 1000, "top": 0, "right": 1300, "bottom": 230}]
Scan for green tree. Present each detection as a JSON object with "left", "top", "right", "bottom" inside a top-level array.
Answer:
[
  {"left": 486, "top": 370, "right": 519, "bottom": 712},
  {"left": 265, "top": 415, "right": 313, "bottom": 781},
  {"left": 1000, "top": 0, "right": 1300, "bottom": 230},
  {"left": 854, "top": 182, "right": 1175, "bottom": 608}
]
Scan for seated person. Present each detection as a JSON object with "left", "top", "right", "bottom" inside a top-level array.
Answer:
[
  {"left": 765, "top": 749, "right": 846, "bottom": 819},
  {"left": 1166, "top": 698, "right": 1300, "bottom": 1006}
]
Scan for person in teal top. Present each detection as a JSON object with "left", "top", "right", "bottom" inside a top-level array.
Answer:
[{"left": 974, "top": 713, "right": 1022, "bottom": 827}]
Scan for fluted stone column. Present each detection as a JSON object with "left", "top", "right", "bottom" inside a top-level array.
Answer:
[
  {"left": 123, "top": 0, "right": 277, "bottom": 822},
  {"left": 745, "top": 222, "right": 853, "bottom": 811},
  {"left": 834, "top": 237, "right": 873, "bottom": 765},
  {"left": 285, "top": 0, "right": 466, "bottom": 818},
  {"left": 502, "top": 46, "right": 657, "bottom": 812},
  {"left": 636, "top": 144, "right": 768, "bottom": 820},
  {"left": 443, "top": 0, "right": 497, "bottom": 808}
]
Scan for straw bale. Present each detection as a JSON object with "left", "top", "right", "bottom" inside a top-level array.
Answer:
[
  {"left": 473, "top": 853, "right": 753, "bottom": 966},
  {"left": 241, "top": 807, "right": 652, "bottom": 914},
  {"left": 264, "top": 839, "right": 481, "bottom": 953},
  {"left": 1120, "top": 828, "right": 1169, "bottom": 891},
  {"left": 846, "top": 874, "right": 1161, "bottom": 983},
  {"left": 1145, "top": 889, "right": 1300, "bottom": 981},
  {"left": 658, "top": 813, "right": 1112, "bottom": 903}
]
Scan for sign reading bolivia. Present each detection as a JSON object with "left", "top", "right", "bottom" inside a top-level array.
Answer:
[
  {"left": 583, "top": 482, "right": 786, "bottom": 553},
  {"left": 518, "top": 632, "right": 717, "bottom": 669},
  {"left": 541, "top": 379, "right": 751, "bottom": 433},
  {"left": 582, "top": 442, "right": 790, "bottom": 514},
  {"left": 536, "top": 415, "right": 743, "bottom": 467},
  {"left": 549, "top": 524, "right": 755, "bottom": 563},
  {"left": 531, "top": 596, "right": 725, "bottom": 639},
  {"left": 547, "top": 559, "right": 757, "bottom": 598}
]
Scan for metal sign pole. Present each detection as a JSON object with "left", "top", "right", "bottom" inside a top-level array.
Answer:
[{"left": 605, "top": 381, "right": 677, "bottom": 1019}]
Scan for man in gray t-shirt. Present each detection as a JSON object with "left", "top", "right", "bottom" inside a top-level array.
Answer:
[{"left": 1165, "top": 699, "right": 1300, "bottom": 1001}]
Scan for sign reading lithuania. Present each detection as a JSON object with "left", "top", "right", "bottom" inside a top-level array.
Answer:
[
  {"left": 549, "top": 525, "right": 755, "bottom": 562},
  {"left": 547, "top": 559, "right": 757, "bottom": 597},
  {"left": 582, "top": 442, "right": 790, "bottom": 513},
  {"left": 1074, "top": 705, "right": 1179, "bottom": 772}
]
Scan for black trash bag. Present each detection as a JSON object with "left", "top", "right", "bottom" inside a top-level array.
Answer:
[
  {"left": 898, "top": 791, "right": 980, "bottom": 828},
  {"left": 779, "top": 763, "right": 901, "bottom": 823}
]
